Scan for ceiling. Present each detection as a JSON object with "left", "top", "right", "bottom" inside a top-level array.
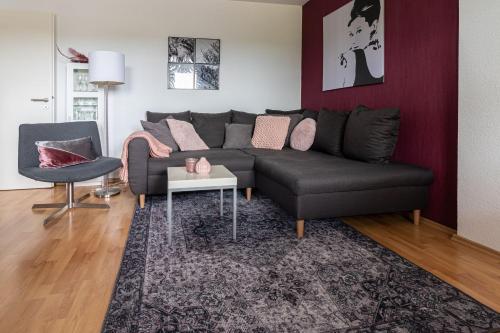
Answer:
[{"left": 232, "top": 0, "right": 309, "bottom": 6}]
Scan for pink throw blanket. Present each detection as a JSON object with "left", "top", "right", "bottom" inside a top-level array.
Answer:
[{"left": 120, "top": 131, "right": 172, "bottom": 183}]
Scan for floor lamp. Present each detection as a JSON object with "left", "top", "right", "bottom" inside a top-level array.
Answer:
[{"left": 88, "top": 51, "right": 125, "bottom": 198}]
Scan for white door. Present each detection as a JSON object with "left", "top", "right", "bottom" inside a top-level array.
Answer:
[{"left": 0, "top": 10, "right": 55, "bottom": 190}]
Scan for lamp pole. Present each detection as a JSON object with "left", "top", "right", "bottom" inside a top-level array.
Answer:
[
  {"left": 94, "top": 83, "right": 120, "bottom": 198},
  {"left": 88, "top": 51, "right": 125, "bottom": 198}
]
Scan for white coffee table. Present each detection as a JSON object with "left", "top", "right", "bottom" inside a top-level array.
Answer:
[{"left": 167, "top": 165, "right": 238, "bottom": 245}]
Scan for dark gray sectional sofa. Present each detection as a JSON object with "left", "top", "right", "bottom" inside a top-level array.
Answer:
[{"left": 127, "top": 109, "right": 433, "bottom": 238}]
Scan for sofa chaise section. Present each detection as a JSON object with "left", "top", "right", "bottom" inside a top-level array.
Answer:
[{"left": 245, "top": 149, "right": 433, "bottom": 237}]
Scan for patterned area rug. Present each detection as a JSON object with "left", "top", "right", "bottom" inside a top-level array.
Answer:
[{"left": 102, "top": 192, "right": 499, "bottom": 332}]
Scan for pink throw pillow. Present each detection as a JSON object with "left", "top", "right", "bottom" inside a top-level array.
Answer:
[
  {"left": 251, "top": 115, "right": 290, "bottom": 150},
  {"left": 290, "top": 118, "right": 317, "bottom": 151},
  {"left": 166, "top": 118, "right": 209, "bottom": 151}
]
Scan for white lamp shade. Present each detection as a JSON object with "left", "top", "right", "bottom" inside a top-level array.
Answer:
[{"left": 88, "top": 51, "right": 125, "bottom": 85}]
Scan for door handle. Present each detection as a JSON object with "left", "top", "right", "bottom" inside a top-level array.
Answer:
[{"left": 31, "top": 98, "right": 49, "bottom": 102}]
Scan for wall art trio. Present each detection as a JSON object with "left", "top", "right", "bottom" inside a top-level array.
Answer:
[{"left": 168, "top": 37, "right": 220, "bottom": 90}]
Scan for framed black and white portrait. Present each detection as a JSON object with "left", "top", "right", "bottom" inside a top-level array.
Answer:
[
  {"left": 323, "top": 0, "right": 384, "bottom": 91},
  {"left": 168, "top": 37, "right": 220, "bottom": 90}
]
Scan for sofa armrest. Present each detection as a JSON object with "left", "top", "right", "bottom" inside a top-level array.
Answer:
[{"left": 127, "top": 137, "right": 149, "bottom": 195}]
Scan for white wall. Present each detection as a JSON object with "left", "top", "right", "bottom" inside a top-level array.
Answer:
[
  {"left": 2, "top": 0, "right": 302, "bottom": 157},
  {"left": 458, "top": 0, "right": 500, "bottom": 251}
]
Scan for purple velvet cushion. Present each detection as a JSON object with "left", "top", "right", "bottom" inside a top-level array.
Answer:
[{"left": 36, "top": 137, "right": 98, "bottom": 168}]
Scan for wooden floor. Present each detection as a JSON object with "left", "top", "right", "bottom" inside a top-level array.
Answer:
[{"left": 0, "top": 186, "right": 498, "bottom": 333}]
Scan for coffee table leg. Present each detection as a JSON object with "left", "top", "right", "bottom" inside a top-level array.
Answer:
[
  {"left": 167, "top": 190, "right": 172, "bottom": 245},
  {"left": 220, "top": 189, "right": 223, "bottom": 217},
  {"left": 233, "top": 186, "right": 237, "bottom": 241}
]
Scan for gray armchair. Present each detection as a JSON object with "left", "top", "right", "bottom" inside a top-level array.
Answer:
[{"left": 18, "top": 121, "right": 122, "bottom": 225}]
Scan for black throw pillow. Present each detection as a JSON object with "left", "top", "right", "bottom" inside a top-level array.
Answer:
[
  {"left": 343, "top": 105, "right": 400, "bottom": 163},
  {"left": 191, "top": 111, "right": 233, "bottom": 148},
  {"left": 266, "top": 108, "right": 318, "bottom": 120},
  {"left": 284, "top": 114, "right": 303, "bottom": 147},
  {"left": 312, "top": 109, "right": 350, "bottom": 156},
  {"left": 302, "top": 109, "right": 319, "bottom": 120},
  {"left": 231, "top": 110, "right": 258, "bottom": 126},
  {"left": 265, "top": 108, "right": 304, "bottom": 115},
  {"left": 146, "top": 110, "right": 191, "bottom": 123}
]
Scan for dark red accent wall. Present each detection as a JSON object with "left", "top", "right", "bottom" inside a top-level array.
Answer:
[{"left": 302, "top": 0, "right": 458, "bottom": 228}]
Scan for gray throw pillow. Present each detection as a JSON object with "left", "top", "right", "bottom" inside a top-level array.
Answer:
[
  {"left": 343, "top": 105, "right": 400, "bottom": 163},
  {"left": 141, "top": 120, "right": 179, "bottom": 151},
  {"left": 223, "top": 123, "right": 253, "bottom": 149}
]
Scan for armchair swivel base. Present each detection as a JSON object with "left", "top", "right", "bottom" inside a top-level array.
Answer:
[{"left": 33, "top": 183, "right": 109, "bottom": 225}]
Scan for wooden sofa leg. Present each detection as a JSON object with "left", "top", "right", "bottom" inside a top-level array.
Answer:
[
  {"left": 139, "top": 194, "right": 145, "bottom": 209},
  {"left": 245, "top": 188, "right": 252, "bottom": 201},
  {"left": 412, "top": 209, "right": 421, "bottom": 226},
  {"left": 296, "top": 219, "right": 304, "bottom": 239}
]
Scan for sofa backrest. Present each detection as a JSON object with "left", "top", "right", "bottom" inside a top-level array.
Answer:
[
  {"left": 146, "top": 111, "right": 191, "bottom": 123},
  {"left": 191, "top": 111, "right": 233, "bottom": 148}
]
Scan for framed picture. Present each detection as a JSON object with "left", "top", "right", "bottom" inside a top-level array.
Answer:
[
  {"left": 195, "top": 64, "right": 219, "bottom": 90},
  {"left": 195, "top": 38, "right": 220, "bottom": 64},
  {"left": 323, "top": 0, "right": 384, "bottom": 91},
  {"left": 168, "top": 37, "right": 195, "bottom": 63},
  {"left": 168, "top": 37, "right": 220, "bottom": 90},
  {"left": 168, "top": 64, "right": 194, "bottom": 90}
]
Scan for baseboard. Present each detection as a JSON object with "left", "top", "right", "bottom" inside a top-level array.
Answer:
[
  {"left": 420, "top": 217, "right": 456, "bottom": 234},
  {"left": 418, "top": 216, "right": 499, "bottom": 256},
  {"left": 450, "top": 234, "right": 500, "bottom": 257}
]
